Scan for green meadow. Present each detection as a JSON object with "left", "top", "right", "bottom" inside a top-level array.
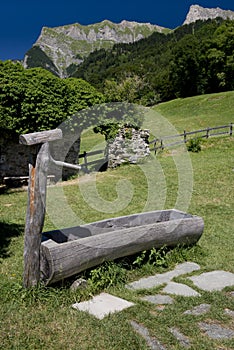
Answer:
[{"left": 0, "top": 91, "right": 233, "bottom": 349}]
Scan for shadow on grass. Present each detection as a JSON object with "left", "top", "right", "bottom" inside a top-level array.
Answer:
[{"left": 0, "top": 222, "right": 24, "bottom": 258}]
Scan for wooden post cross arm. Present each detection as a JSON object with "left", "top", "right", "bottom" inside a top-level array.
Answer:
[{"left": 19, "top": 128, "right": 63, "bottom": 146}]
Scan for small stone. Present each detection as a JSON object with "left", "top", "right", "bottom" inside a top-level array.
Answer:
[
  {"left": 189, "top": 271, "right": 234, "bottom": 291},
  {"left": 224, "top": 308, "right": 234, "bottom": 318},
  {"left": 184, "top": 303, "right": 211, "bottom": 315},
  {"left": 70, "top": 278, "right": 88, "bottom": 290},
  {"left": 150, "top": 310, "right": 160, "bottom": 316},
  {"left": 155, "top": 305, "right": 166, "bottom": 311},
  {"left": 170, "top": 327, "right": 191, "bottom": 348},
  {"left": 130, "top": 321, "right": 167, "bottom": 350},
  {"left": 141, "top": 294, "right": 174, "bottom": 305},
  {"left": 162, "top": 282, "right": 200, "bottom": 297},
  {"left": 198, "top": 322, "right": 234, "bottom": 339},
  {"left": 227, "top": 291, "right": 234, "bottom": 298}
]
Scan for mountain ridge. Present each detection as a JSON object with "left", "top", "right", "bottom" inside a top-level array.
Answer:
[
  {"left": 23, "top": 20, "right": 167, "bottom": 77},
  {"left": 184, "top": 4, "right": 234, "bottom": 25},
  {"left": 23, "top": 4, "right": 234, "bottom": 78}
]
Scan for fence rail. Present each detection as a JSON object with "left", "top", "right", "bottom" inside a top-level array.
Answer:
[
  {"left": 149, "top": 123, "right": 233, "bottom": 153},
  {"left": 78, "top": 149, "right": 107, "bottom": 172},
  {"left": 76, "top": 123, "right": 233, "bottom": 172}
]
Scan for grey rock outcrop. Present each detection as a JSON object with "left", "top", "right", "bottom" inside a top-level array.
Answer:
[
  {"left": 183, "top": 4, "right": 234, "bottom": 25},
  {"left": 23, "top": 20, "right": 166, "bottom": 78}
]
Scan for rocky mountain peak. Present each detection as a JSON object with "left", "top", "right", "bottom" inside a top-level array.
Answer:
[
  {"left": 183, "top": 4, "right": 234, "bottom": 25},
  {"left": 23, "top": 5, "right": 234, "bottom": 78},
  {"left": 24, "top": 19, "right": 167, "bottom": 77}
]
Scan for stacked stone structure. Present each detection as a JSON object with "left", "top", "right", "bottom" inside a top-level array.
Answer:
[{"left": 107, "top": 127, "right": 150, "bottom": 168}]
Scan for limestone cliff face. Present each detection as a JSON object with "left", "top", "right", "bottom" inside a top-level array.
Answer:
[
  {"left": 23, "top": 20, "right": 166, "bottom": 77},
  {"left": 183, "top": 4, "right": 234, "bottom": 25}
]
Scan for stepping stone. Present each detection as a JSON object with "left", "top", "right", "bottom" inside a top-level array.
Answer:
[
  {"left": 189, "top": 271, "right": 234, "bottom": 291},
  {"left": 198, "top": 322, "right": 234, "bottom": 339},
  {"left": 162, "top": 282, "right": 200, "bottom": 297},
  {"left": 141, "top": 294, "right": 174, "bottom": 305},
  {"left": 126, "top": 262, "right": 200, "bottom": 290},
  {"left": 170, "top": 327, "right": 190, "bottom": 348},
  {"left": 224, "top": 308, "right": 234, "bottom": 318},
  {"left": 72, "top": 293, "right": 134, "bottom": 319},
  {"left": 70, "top": 278, "right": 88, "bottom": 290},
  {"left": 184, "top": 303, "right": 211, "bottom": 315},
  {"left": 130, "top": 320, "right": 167, "bottom": 350}
]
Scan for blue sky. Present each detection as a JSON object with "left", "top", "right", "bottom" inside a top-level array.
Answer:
[{"left": 1, "top": 0, "right": 234, "bottom": 60}]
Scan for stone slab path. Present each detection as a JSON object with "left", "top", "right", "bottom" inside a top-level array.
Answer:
[
  {"left": 126, "top": 262, "right": 200, "bottom": 290},
  {"left": 72, "top": 292, "right": 134, "bottom": 320},
  {"left": 72, "top": 262, "right": 234, "bottom": 348},
  {"left": 189, "top": 270, "right": 234, "bottom": 291}
]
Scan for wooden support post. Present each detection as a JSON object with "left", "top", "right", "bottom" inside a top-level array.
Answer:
[
  {"left": 20, "top": 129, "right": 63, "bottom": 288},
  {"left": 23, "top": 142, "right": 50, "bottom": 287},
  {"left": 230, "top": 123, "right": 233, "bottom": 137}
]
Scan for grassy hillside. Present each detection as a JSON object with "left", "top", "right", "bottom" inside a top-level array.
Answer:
[
  {"left": 79, "top": 91, "right": 234, "bottom": 152},
  {"left": 153, "top": 91, "right": 234, "bottom": 132},
  {"left": 0, "top": 92, "right": 233, "bottom": 349}
]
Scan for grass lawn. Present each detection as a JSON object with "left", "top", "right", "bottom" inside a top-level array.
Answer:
[
  {"left": 0, "top": 92, "right": 233, "bottom": 349},
  {"left": 153, "top": 91, "right": 234, "bottom": 132}
]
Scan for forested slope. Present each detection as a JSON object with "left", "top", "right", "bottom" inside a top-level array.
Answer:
[{"left": 73, "top": 18, "right": 234, "bottom": 105}]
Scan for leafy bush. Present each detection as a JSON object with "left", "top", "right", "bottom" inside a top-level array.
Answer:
[
  {"left": 93, "top": 121, "right": 121, "bottom": 141},
  {"left": 133, "top": 246, "right": 169, "bottom": 268},
  {"left": 88, "top": 261, "right": 127, "bottom": 291},
  {"left": 132, "top": 244, "right": 205, "bottom": 268},
  {"left": 186, "top": 137, "right": 202, "bottom": 152},
  {"left": 0, "top": 61, "right": 105, "bottom": 134}
]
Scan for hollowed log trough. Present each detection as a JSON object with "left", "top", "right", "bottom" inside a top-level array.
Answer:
[{"left": 40, "top": 209, "right": 204, "bottom": 285}]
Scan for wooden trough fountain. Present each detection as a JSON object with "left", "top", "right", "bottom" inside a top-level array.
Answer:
[
  {"left": 20, "top": 129, "right": 204, "bottom": 287},
  {"left": 41, "top": 209, "right": 204, "bottom": 285}
]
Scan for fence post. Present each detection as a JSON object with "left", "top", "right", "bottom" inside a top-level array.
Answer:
[
  {"left": 183, "top": 130, "right": 187, "bottom": 143},
  {"left": 83, "top": 151, "right": 88, "bottom": 173},
  {"left": 206, "top": 127, "right": 210, "bottom": 139},
  {"left": 230, "top": 123, "right": 233, "bottom": 136},
  {"left": 154, "top": 139, "right": 157, "bottom": 155},
  {"left": 161, "top": 139, "right": 164, "bottom": 150}
]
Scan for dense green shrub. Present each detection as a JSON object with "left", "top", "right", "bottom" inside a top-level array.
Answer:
[
  {"left": 0, "top": 61, "right": 105, "bottom": 134},
  {"left": 186, "top": 137, "right": 202, "bottom": 152}
]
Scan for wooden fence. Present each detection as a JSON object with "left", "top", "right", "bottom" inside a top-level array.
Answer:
[
  {"left": 149, "top": 123, "right": 233, "bottom": 154},
  {"left": 78, "top": 149, "right": 107, "bottom": 173},
  {"left": 78, "top": 123, "right": 233, "bottom": 171}
]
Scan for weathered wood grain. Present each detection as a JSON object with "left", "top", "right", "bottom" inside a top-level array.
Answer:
[
  {"left": 19, "top": 129, "right": 62, "bottom": 145},
  {"left": 23, "top": 142, "right": 50, "bottom": 288},
  {"left": 40, "top": 215, "right": 204, "bottom": 285}
]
